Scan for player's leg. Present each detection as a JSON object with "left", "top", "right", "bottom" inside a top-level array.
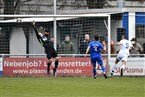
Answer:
[
  {"left": 93, "top": 64, "right": 97, "bottom": 79},
  {"left": 91, "top": 58, "right": 97, "bottom": 79},
  {"left": 54, "top": 57, "right": 59, "bottom": 68},
  {"left": 46, "top": 52, "right": 52, "bottom": 75},
  {"left": 113, "top": 57, "right": 120, "bottom": 70},
  {"left": 97, "top": 57, "right": 107, "bottom": 79},
  {"left": 100, "top": 64, "right": 107, "bottom": 79},
  {"left": 47, "top": 59, "right": 52, "bottom": 75},
  {"left": 120, "top": 60, "right": 126, "bottom": 76},
  {"left": 111, "top": 58, "right": 120, "bottom": 74},
  {"left": 111, "top": 54, "right": 121, "bottom": 75},
  {"left": 53, "top": 57, "right": 59, "bottom": 77},
  {"left": 52, "top": 50, "right": 59, "bottom": 77},
  {"left": 120, "top": 54, "right": 127, "bottom": 76}
]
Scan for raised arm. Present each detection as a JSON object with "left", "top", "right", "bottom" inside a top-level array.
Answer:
[{"left": 32, "top": 21, "right": 43, "bottom": 45}]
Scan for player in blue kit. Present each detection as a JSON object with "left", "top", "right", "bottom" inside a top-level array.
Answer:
[{"left": 85, "top": 34, "right": 107, "bottom": 79}]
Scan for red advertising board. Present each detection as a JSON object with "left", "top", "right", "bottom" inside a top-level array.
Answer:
[{"left": 3, "top": 57, "right": 108, "bottom": 77}]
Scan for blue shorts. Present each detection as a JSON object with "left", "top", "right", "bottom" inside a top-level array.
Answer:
[{"left": 91, "top": 56, "right": 103, "bottom": 67}]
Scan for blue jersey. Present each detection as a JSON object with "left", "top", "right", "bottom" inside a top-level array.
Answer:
[{"left": 88, "top": 41, "right": 104, "bottom": 58}]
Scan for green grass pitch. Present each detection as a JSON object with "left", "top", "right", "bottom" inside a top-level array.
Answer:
[{"left": 1, "top": 76, "right": 145, "bottom": 97}]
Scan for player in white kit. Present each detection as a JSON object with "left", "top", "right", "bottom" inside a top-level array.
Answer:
[{"left": 111, "top": 34, "right": 133, "bottom": 76}]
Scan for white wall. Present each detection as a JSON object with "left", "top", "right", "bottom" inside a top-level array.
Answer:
[
  {"left": 10, "top": 27, "right": 26, "bottom": 54},
  {"left": 28, "top": 28, "right": 45, "bottom": 54},
  {"left": 110, "top": 57, "right": 145, "bottom": 76},
  {"left": 0, "top": 58, "right": 2, "bottom": 72}
]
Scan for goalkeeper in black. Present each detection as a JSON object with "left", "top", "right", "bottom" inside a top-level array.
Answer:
[{"left": 32, "top": 21, "right": 59, "bottom": 77}]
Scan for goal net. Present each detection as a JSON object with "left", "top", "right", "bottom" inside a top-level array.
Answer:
[
  {"left": 1, "top": 14, "right": 144, "bottom": 77},
  {"left": 0, "top": 14, "right": 111, "bottom": 77}
]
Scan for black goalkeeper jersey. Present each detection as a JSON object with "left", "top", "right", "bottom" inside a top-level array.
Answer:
[
  {"left": 42, "top": 37, "right": 54, "bottom": 51},
  {"left": 33, "top": 25, "right": 55, "bottom": 52}
]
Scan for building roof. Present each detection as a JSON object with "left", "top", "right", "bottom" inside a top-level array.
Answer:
[{"left": 0, "top": 8, "right": 144, "bottom": 23}]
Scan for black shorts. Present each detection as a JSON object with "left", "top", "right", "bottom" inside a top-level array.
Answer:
[{"left": 45, "top": 49, "right": 57, "bottom": 59}]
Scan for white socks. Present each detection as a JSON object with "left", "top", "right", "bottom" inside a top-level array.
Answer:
[{"left": 112, "top": 64, "right": 117, "bottom": 71}]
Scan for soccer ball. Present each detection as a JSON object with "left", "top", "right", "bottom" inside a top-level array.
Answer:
[{"left": 16, "top": 18, "right": 22, "bottom": 23}]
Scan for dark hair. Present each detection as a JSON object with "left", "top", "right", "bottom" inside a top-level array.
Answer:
[
  {"left": 65, "top": 35, "right": 70, "bottom": 37},
  {"left": 131, "top": 37, "right": 137, "bottom": 41},
  {"left": 44, "top": 29, "right": 49, "bottom": 32},
  {"left": 94, "top": 34, "right": 99, "bottom": 41}
]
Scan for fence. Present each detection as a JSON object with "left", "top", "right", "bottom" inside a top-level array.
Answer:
[
  {"left": 0, "top": 13, "right": 112, "bottom": 77},
  {"left": 0, "top": 54, "right": 108, "bottom": 77},
  {"left": 0, "top": 54, "right": 145, "bottom": 77},
  {"left": 0, "top": 0, "right": 145, "bottom": 77},
  {"left": 1, "top": 14, "right": 145, "bottom": 55},
  {"left": 0, "top": 14, "right": 110, "bottom": 55}
]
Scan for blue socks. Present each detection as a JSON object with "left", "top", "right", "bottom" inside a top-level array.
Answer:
[
  {"left": 101, "top": 65, "right": 106, "bottom": 73},
  {"left": 93, "top": 67, "right": 96, "bottom": 77},
  {"left": 92, "top": 64, "right": 106, "bottom": 78}
]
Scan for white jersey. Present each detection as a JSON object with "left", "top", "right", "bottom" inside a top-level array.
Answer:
[{"left": 118, "top": 39, "right": 133, "bottom": 55}]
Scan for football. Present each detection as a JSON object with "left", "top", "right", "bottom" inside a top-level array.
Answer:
[{"left": 16, "top": 18, "right": 22, "bottom": 23}]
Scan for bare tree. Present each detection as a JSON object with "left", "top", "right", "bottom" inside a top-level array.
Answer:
[
  {"left": 2, "top": 0, "right": 33, "bottom": 19},
  {"left": 57, "top": 0, "right": 87, "bottom": 10},
  {"left": 57, "top": 0, "right": 111, "bottom": 9},
  {"left": 58, "top": 0, "right": 145, "bottom": 10},
  {"left": 86, "top": 0, "right": 110, "bottom": 9},
  {"left": 0, "top": 0, "right": 4, "bottom": 10},
  {"left": 3, "top": 0, "right": 19, "bottom": 15},
  {"left": 0, "top": 0, "right": 35, "bottom": 54}
]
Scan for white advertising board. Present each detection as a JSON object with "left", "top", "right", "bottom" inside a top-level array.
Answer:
[
  {"left": 0, "top": 58, "right": 2, "bottom": 71},
  {"left": 110, "top": 58, "right": 145, "bottom": 76},
  {"left": 0, "top": 58, "right": 3, "bottom": 76}
]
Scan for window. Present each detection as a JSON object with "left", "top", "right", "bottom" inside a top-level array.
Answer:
[{"left": 136, "top": 25, "right": 145, "bottom": 38}]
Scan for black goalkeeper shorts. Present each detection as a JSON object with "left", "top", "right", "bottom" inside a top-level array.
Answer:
[{"left": 45, "top": 50, "right": 57, "bottom": 59}]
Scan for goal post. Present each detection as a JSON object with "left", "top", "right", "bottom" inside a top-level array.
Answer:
[{"left": 0, "top": 14, "right": 111, "bottom": 76}]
